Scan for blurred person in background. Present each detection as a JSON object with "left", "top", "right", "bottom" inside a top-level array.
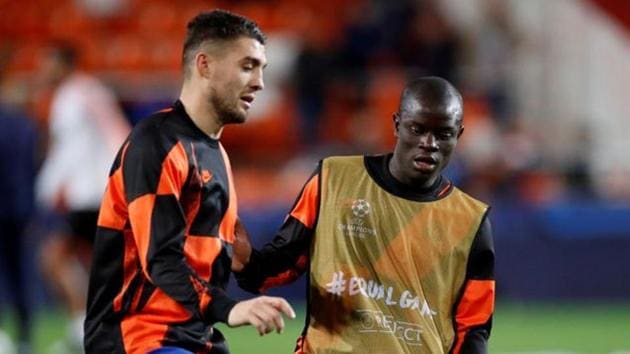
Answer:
[
  {"left": 463, "top": 0, "right": 520, "bottom": 128},
  {"left": 293, "top": 31, "right": 331, "bottom": 147},
  {"left": 0, "top": 47, "right": 38, "bottom": 354},
  {"left": 233, "top": 77, "right": 495, "bottom": 353},
  {"left": 35, "top": 41, "right": 131, "bottom": 351},
  {"left": 397, "top": 1, "right": 461, "bottom": 84},
  {"left": 84, "top": 10, "right": 294, "bottom": 354}
]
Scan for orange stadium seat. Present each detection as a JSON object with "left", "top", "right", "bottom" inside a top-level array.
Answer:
[
  {"left": 47, "top": 2, "right": 92, "bottom": 38},
  {"left": 137, "top": 2, "right": 178, "bottom": 34},
  {"left": 368, "top": 68, "right": 406, "bottom": 149},
  {"left": 148, "top": 35, "right": 181, "bottom": 71},
  {"left": 221, "top": 91, "right": 299, "bottom": 157},
  {"left": 104, "top": 35, "right": 145, "bottom": 71},
  {"left": 6, "top": 42, "right": 42, "bottom": 72}
]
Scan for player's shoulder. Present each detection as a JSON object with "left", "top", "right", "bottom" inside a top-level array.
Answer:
[
  {"left": 322, "top": 155, "right": 364, "bottom": 167},
  {"left": 126, "top": 107, "right": 183, "bottom": 159},
  {"left": 449, "top": 186, "right": 490, "bottom": 211},
  {"left": 130, "top": 106, "right": 179, "bottom": 139}
]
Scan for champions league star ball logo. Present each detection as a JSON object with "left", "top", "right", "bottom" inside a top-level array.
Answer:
[
  {"left": 340, "top": 199, "right": 376, "bottom": 237},
  {"left": 351, "top": 199, "right": 371, "bottom": 218}
]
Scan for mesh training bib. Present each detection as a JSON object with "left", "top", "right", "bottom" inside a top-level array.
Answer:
[{"left": 303, "top": 156, "right": 487, "bottom": 354}]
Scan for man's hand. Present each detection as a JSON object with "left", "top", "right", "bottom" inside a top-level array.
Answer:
[
  {"left": 231, "top": 218, "right": 252, "bottom": 272},
  {"left": 227, "top": 296, "right": 296, "bottom": 335}
]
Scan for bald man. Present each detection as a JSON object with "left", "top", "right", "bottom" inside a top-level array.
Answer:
[{"left": 233, "top": 76, "right": 495, "bottom": 353}]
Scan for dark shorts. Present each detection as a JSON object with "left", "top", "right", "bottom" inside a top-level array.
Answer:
[{"left": 65, "top": 209, "right": 99, "bottom": 244}]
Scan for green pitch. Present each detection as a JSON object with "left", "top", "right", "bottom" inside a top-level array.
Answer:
[
  {"left": 218, "top": 302, "right": 630, "bottom": 353},
  {"left": 3, "top": 301, "right": 629, "bottom": 353}
]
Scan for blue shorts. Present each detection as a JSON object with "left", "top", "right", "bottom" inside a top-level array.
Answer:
[{"left": 148, "top": 347, "right": 194, "bottom": 354}]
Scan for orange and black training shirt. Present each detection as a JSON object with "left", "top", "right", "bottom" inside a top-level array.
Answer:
[{"left": 85, "top": 100, "right": 238, "bottom": 354}]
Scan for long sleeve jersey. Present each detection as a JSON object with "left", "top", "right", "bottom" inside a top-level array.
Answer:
[
  {"left": 85, "top": 100, "right": 238, "bottom": 354},
  {"left": 236, "top": 154, "right": 495, "bottom": 354}
]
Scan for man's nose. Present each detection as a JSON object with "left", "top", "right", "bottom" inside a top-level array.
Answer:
[
  {"left": 251, "top": 72, "right": 264, "bottom": 91},
  {"left": 418, "top": 133, "right": 438, "bottom": 150}
]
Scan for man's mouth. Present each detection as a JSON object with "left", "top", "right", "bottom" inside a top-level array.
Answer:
[
  {"left": 413, "top": 155, "right": 438, "bottom": 171},
  {"left": 240, "top": 95, "right": 255, "bottom": 109}
]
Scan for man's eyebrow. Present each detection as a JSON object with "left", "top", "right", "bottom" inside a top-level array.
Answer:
[{"left": 242, "top": 56, "right": 268, "bottom": 69}]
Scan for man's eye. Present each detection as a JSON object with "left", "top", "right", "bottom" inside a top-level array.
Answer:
[
  {"left": 242, "top": 64, "right": 254, "bottom": 71},
  {"left": 409, "top": 126, "right": 421, "bottom": 134},
  {"left": 439, "top": 132, "right": 454, "bottom": 139}
]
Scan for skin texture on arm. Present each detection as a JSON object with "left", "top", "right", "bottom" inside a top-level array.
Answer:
[{"left": 227, "top": 296, "right": 296, "bottom": 335}]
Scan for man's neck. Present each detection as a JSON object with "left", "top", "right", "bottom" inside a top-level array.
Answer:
[{"left": 179, "top": 86, "right": 223, "bottom": 139}]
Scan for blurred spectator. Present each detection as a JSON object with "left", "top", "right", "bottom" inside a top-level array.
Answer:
[
  {"left": 293, "top": 30, "right": 332, "bottom": 147},
  {"left": 396, "top": 0, "right": 462, "bottom": 83},
  {"left": 337, "top": 1, "right": 382, "bottom": 71},
  {"left": 34, "top": 41, "right": 130, "bottom": 351},
  {"left": 463, "top": 0, "right": 520, "bottom": 127},
  {"left": 563, "top": 123, "right": 595, "bottom": 199},
  {"left": 0, "top": 47, "right": 37, "bottom": 354}
]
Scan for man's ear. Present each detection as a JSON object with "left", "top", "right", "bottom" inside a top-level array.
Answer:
[
  {"left": 457, "top": 124, "right": 465, "bottom": 138},
  {"left": 393, "top": 112, "right": 400, "bottom": 137},
  {"left": 195, "top": 51, "right": 213, "bottom": 79}
]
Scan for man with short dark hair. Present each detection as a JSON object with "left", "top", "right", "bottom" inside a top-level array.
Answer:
[
  {"left": 85, "top": 10, "right": 294, "bottom": 354},
  {"left": 233, "top": 77, "right": 495, "bottom": 353}
]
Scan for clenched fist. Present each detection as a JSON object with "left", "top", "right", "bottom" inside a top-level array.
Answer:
[{"left": 227, "top": 296, "right": 296, "bottom": 335}]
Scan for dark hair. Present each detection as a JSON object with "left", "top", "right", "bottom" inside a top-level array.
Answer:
[
  {"left": 182, "top": 10, "right": 266, "bottom": 73},
  {"left": 48, "top": 40, "right": 79, "bottom": 69}
]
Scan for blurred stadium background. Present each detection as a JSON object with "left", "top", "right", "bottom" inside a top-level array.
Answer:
[{"left": 1, "top": 0, "right": 629, "bottom": 353}]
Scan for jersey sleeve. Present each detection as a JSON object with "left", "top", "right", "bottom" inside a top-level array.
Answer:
[
  {"left": 451, "top": 211, "right": 495, "bottom": 354},
  {"left": 235, "top": 163, "right": 321, "bottom": 293},
  {"left": 123, "top": 132, "right": 236, "bottom": 324}
]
